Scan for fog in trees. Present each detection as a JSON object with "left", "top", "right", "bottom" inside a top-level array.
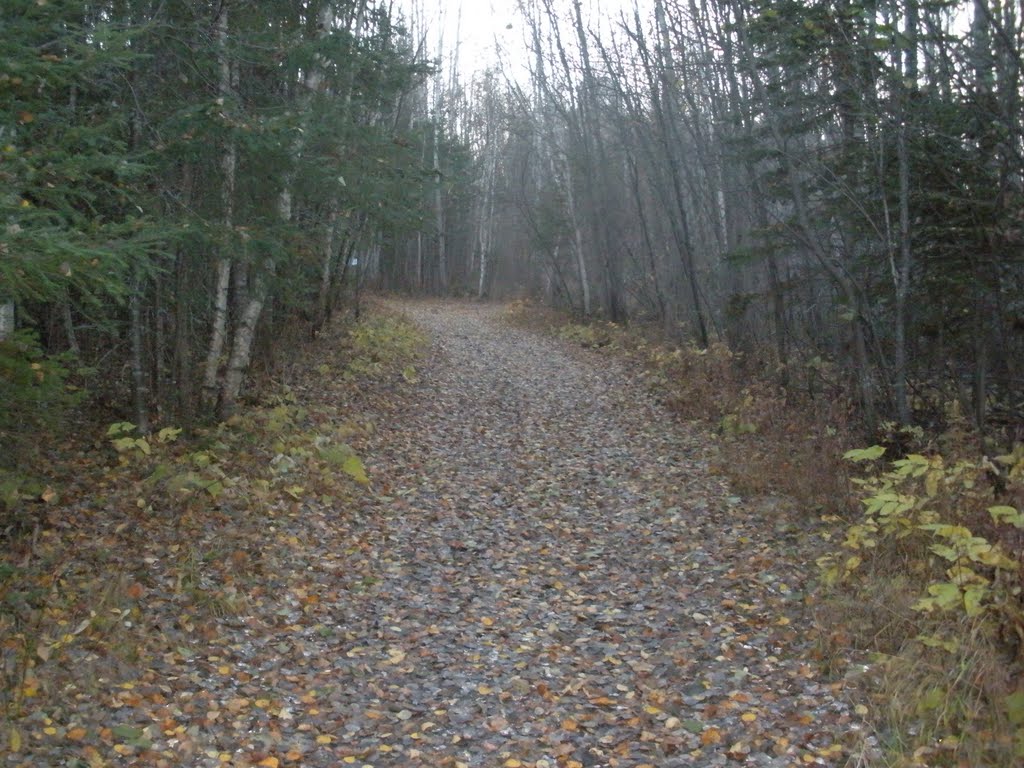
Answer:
[{"left": 3, "top": 0, "right": 1022, "bottom": 449}]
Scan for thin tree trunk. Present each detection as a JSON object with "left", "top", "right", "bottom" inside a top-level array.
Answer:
[
  {"left": 316, "top": 207, "right": 339, "bottom": 333},
  {"left": 219, "top": 269, "right": 271, "bottom": 419},
  {"left": 153, "top": 276, "right": 166, "bottom": 419},
  {"left": 129, "top": 270, "right": 150, "bottom": 434},
  {"left": 626, "top": 148, "right": 667, "bottom": 326},
  {"left": 62, "top": 292, "right": 80, "bottom": 356},
  {"left": 0, "top": 301, "right": 14, "bottom": 342},
  {"left": 892, "top": 0, "right": 918, "bottom": 423},
  {"left": 563, "top": 161, "right": 592, "bottom": 316},
  {"left": 203, "top": 1, "right": 235, "bottom": 407},
  {"left": 571, "top": 0, "right": 623, "bottom": 322},
  {"left": 173, "top": 245, "right": 194, "bottom": 428},
  {"left": 433, "top": 121, "right": 448, "bottom": 292},
  {"left": 477, "top": 131, "right": 497, "bottom": 299}
]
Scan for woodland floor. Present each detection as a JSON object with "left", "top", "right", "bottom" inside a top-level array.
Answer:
[{"left": 3, "top": 300, "right": 872, "bottom": 767}]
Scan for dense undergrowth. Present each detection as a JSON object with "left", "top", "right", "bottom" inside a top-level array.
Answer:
[
  {"left": 0, "top": 304, "right": 428, "bottom": 757},
  {"left": 505, "top": 299, "right": 1024, "bottom": 768}
]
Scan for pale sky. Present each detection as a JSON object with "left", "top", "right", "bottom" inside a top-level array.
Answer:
[{"left": 400, "top": 0, "right": 651, "bottom": 80}]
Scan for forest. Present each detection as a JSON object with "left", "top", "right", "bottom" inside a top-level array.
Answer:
[
  {"left": 2, "top": 0, "right": 1022, "bottom": 436},
  {"left": 2, "top": 0, "right": 1023, "bottom": 765}
]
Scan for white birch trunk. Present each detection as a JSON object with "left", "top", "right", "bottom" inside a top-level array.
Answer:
[
  {"left": 478, "top": 142, "right": 498, "bottom": 299},
  {"left": 218, "top": 2, "right": 332, "bottom": 415},
  {"left": 893, "top": 0, "right": 919, "bottom": 424},
  {"left": 202, "top": 2, "right": 235, "bottom": 406},
  {"left": 219, "top": 270, "right": 270, "bottom": 418}
]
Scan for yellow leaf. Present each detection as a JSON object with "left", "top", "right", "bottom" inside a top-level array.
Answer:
[
  {"left": 480, "top": 616, "right": 495, "bottom": 627},
  {"left": 741, "top": 712, "right": 757, "bottom": 722},
  {"left": 258, "top": 758, "right": 280, "bottom": 768},
  {"left": 217, "top": 665, "right": 230, "bottom": 674},
  {"left": 9, "top": 727, "right": 21, "bottom": 752},
  {"left": 504, "top": 760, "right": 523, "bottom": 767},
  {"left": 316, "top": 735, "right": 333, "bottom": 745}
]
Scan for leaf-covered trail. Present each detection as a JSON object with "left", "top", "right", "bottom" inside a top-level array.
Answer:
[
  {"left": 331, "top": 301, "right": 865, "bottom": 766},
  {"left": 4, "top": 301, "right": 868, "bottom": 768}
]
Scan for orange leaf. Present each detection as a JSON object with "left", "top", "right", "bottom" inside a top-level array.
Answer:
[
  {"left": 258, "top": 758, "right": 279, "bottom": 768},
  {"left": 126, "top": 582, "right": 145, "bottom": 600},
  {"left": 701, "top": 727, "right": 723, "bottom": 746}
]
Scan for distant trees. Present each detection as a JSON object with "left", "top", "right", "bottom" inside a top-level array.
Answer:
[{"left": 437, "top": 0, "right": 1023, "bottom": 433}]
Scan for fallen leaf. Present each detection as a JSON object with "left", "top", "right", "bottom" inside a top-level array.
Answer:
[{"left": 701, "top": 727, "right": 724, "bottom": 746}]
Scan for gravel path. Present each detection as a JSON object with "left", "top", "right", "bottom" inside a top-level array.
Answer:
[
  {"left": 4, "top": 300, "right": 867, "bottom": 768},
  {"left": 329, "top": 301, "right": 865, "bottom": 767}
]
